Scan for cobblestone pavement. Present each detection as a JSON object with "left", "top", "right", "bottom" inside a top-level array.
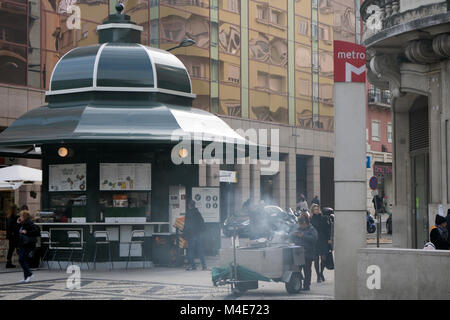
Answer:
[
  {"left": 0, "top": 277, "right": 231, "bottom": 300},
  {"left": 0, "top": 266, "right": 334, "bottom": 300}
]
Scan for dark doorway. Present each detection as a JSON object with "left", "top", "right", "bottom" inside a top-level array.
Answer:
[{"left": 320, "top": 157, "right": 334, "bottom": 208}]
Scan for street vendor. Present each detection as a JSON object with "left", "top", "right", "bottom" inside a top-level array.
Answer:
[{"left": 290, "top": 212, "right": 318, "bottom": 291}]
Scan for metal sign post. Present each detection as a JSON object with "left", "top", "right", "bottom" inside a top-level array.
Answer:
[
  {"left": 333, "top": 40, "right": 367, "bottom": 300},
  {"left": 369, "top": 176, "right": 380, "bottom": 248}
]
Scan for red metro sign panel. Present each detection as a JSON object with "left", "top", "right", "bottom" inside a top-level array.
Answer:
[{"left": 334, "top": 40, "right": 366, "bottom": 83}]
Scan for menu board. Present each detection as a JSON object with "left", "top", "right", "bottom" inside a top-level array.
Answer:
[
  {"left": 100, "top": 163, "right": 151, "bottom": 191},
  {"left": 49, "top": 164, "right": 86, "bottom": 192},
  {"left": 192, "top": 187, "right": 220, "bottom": 223}
]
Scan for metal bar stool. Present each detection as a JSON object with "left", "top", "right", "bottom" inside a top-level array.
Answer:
[
  {"left": 40, "top": 231, "right": 60, "bottom": 269},
  {"left": 67, "top": 231, "right": 88, "bottom": 270},
  {"left": 93, "top": 231, "right": 113, "bottom": 271},
  {"left": 126, "top": 230, "right": 146, "bottom": 270}
]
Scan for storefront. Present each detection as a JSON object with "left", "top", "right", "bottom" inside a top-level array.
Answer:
[{"left": 0, "top": 11, "right": 248, "bottom": 266}]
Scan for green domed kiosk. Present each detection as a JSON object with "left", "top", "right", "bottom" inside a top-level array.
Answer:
[{"left": 0, "top": 8, "right": 250, "bottom": 268}]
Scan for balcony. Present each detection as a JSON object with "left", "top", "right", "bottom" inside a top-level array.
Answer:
[{"left": 360, "top": 0, "right": 449, "bottom": 45}]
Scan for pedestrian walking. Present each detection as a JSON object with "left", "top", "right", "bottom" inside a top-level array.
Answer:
[
  {"left": 6, "top": 206, "right": 20, "bottom": 268},
  {"left": 296, "top": 194, "right": 308, "bottom": 212},
  {"left": 290, "top": 212, "right": 318, "bottom": 291},
  {"left": 310, "top": 203, "right": 331, "bottom": 283},
  {"left": 430, "top": 214, "right": 450, "bottom": 250},
  {"left": 183, "top": 200, "right": 207, "bottom": 270},
  {"left": 17, "top": 210, "right": 40, "bottom": 283}
]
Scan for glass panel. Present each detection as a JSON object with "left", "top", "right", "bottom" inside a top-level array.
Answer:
[
  {"left": 76, "top": 0, "right": 109, "bottom": 23},
  {"left": 97, "top": 43, "right": 154, "bottom": 87},
  {"left": 219, "top": 60, "right": 240, "bottom": 84},
  {"left": 0, "top": 43, "right": 26, "bottom": 85},
  {"left": 330, "top": 0, "right": 356, "bottom": 43},
  {"left": 295, "top": 44, "right": 311, "bottom": 70},
  {"left": 178, "top": 55, "right": 210, "bottom": 81},
  {"left": 29, "top": 0, "right": 41, "bottom": 49},
  {"left": 219, "top": 22, "right": 240, "bottom": 55},
  {"left": 28, "top": 47, "right": 41, "bottom": 88},
  {"left": 318, "top": 50, "right": 333, "bottom": 76},
  {"left": 296, "top": 98, "right": 313, "bottom": 128},
  {"left": 0, "top": 1, "right": 27, "bottom": 45},
  {"left": 249, "top": 31, "right": 287, "bottom": 67},
  {"left": 48, "top": 193, "right": 87, "bottom": 222},
  {"left": 50, "top": 44, "right": 100, "bottom": 90},
  {"left": 296, "top": 71, "right": 311, "bottom": 98},
  {"left": 219, "top": 83, "right": 240, "bottom": 116},
  {"left": 99, "top": 192, "right": 151, "bottom": 221},
  {"left": 124, "top": 0, "right": 149, "bottom": 33},
  {"left": 41, "top": 11, "right": 76, "bottom": 54},
  {"left": 156, "top": 63, "right": 191, "bottom": 92},
  {"left": 250, "top": 90, "right": 288, "bottom": 124}
]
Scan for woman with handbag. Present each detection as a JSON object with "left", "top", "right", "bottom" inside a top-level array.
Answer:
[{"left": 17, "top": 210, "right": 40, "bottom": 283}]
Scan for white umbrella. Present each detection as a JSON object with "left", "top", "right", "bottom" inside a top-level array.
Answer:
[
  {"left": 0, "top": 181, "right": 23, "bottom": 190},
  {"left": 0, "top": 165, "right": 42, "bottom": 183}
]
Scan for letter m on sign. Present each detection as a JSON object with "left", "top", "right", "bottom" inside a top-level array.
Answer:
[
  {"left": 334, "top": 40, "right": 366, "bottom": 83},
  {"left": 345, "top": 63, "right": 366, "bottom": 82}
]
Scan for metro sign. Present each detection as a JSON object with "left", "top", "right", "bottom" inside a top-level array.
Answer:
[{"left": 334, "top": 40, "right": 366, "bottom": 83}]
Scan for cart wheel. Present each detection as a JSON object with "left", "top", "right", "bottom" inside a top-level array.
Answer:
[
  {"left": 231, "top": 283, "right": 247, "bottom": 296},
  {"left": 285, "top": 272, "right": 302, "bottom": 294}
]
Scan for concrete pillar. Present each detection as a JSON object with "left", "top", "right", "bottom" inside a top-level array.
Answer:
[
  {"left": 198, "top": 161, "right": 207, "bottom": 187},
  {"left": 286, "top": 149, "right": 297, "bottom": 209},
  {"left": 235, "top": 162, "right": 250, "bottom": 213},
  {"left": 392, "top": 95, "right": 414, "bottom": 248},
  {"left": 428, "top": 70, "right": 444, "bottom": 229},
  {"left": 334, "top": 82, "right": 366, "bottom": 300},
  {"left": 306, "top": 155, "right": 320, "bottom": 205},
  {"left": 273, "top": 160, "right": 286, "bottom": 209}
]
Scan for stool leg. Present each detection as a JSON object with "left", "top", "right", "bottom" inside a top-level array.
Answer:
[
  {"left": 80, "top": 245, "right": 86, "bottom": 270},
  {"left": 126, "top": 242, "right": 132, "bottom": 270},
  {"left": 142, "top": 242, "right": 145, "bottom": 269},
  {"left": 69, "top": 247, "right": 74, "bottom": 267},
  {"left": 108, "top": 243, "right": 113, "bottom": 271},
  {"left": 93, "top": 243, "right": 98, "bottom": 271}
]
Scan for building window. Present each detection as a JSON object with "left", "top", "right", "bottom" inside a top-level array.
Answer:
[
  {"left": 318, "top": 24, "right": 330, "bottom": 41},
  {"left": 298, "top": 20, "right": 308, "bottom": 35},
  {"left": 372, "top": 121, "right": 380, "bottom": 141},
  {"left": 257, "top": 5, "right": 268, "bottom": 21},
  {"left": 387, "top": 123, "right": 392, "bottom": 143},
  {"left": 270, "top": 9, "right": 284, "bottom": 26},
  {"left": 227, "top": 0, "right": 240, "bottom": 13}
]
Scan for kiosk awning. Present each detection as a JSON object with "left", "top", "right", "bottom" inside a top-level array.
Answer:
[{"left": 0, "top": 102, "right": 252, "bottom": 154}]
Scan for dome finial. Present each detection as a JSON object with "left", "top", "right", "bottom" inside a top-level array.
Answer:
[{"left": 115, "top": 0, "right": 124, "bottom": 14}]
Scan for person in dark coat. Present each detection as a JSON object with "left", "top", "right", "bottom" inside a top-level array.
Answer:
[
  {"left": 290, "top": 212, "right": 318, "bottom": 291},
  {"left": 311, "top": 196, "right": 320, "bottom": 206},
  {"left": 6, "top": 206, "right": 20, "bottom": 268},
  {"left": 310, "top": 204, "right": 331, "bottom": 283},
  {"left": 430, "top": 214, "right": 450, "bottom": 250},
  {"left": 183, "top": 200, "right": 207, "bottom": 270},
  {"left": 17, "top": 210, "right": 40, "bottom": 283},
  {"left": 446, "top": 209, "right": 450, "bottom": 236}
]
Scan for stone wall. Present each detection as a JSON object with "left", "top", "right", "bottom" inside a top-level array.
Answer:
[{"left": 357, "top": 248, "right": 450, "bottom": 299}]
